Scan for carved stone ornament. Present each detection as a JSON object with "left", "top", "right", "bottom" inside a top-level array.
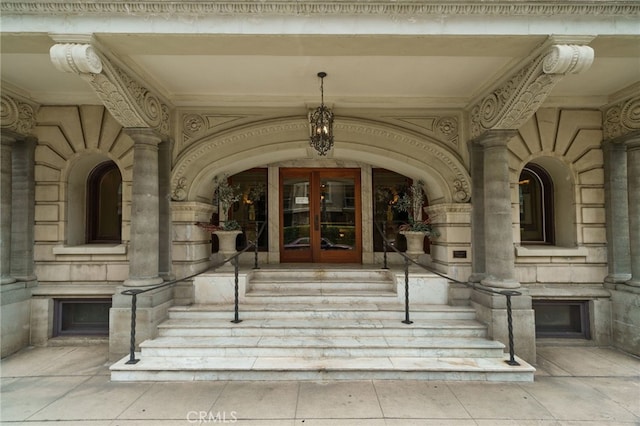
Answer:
[
  {"left": 49, "top": 42, "right": 170, "bottom": 137},
  {"left": 453, "top": 179, "right": 470, "bottom": 203},
  {"left": 0, "top": 94, "right": 36, "bottom": 136},
  {"left": 470, "top": 44, "right": 594, "bottom": 139},
  {"left": 603, "top": 96, "right": 640, "bottom": 141},
  {"left": 172, "top": 177, "right": 188, "bottom": 201}
]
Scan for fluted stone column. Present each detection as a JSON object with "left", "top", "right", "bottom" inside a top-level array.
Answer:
[
  {"left": 626, "top": 134, "right": 640, "bottom": 286},
  {"left": 477, "top": 130, "right": 520, "bottom": 289},
  {"left": 603, "top": 140, "right": 632, "bottom": 283},
  {"left": 11, "top": 136, "right": 36, "bottom": 281},
  {"left": 123, "top": 129, "right": 163, "bottom": 287},
  {"left": 1, "top": 133, "right": 16, "bottom": 284},
  {"left": 468, "top": 140, "right": 486, "bottom": 283}
]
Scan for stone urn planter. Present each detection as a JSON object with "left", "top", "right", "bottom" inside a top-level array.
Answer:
[
  {"left": 214, "top": 230, "right": 242, "bottom": 257},
  {"left": 400, "top": 230, "right": 427, "bottom": 256}
]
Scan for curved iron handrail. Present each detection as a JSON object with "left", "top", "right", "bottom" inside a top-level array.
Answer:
[
  {"left": 375, "top": 221, "right": 522, "bottom": 366},
  {"left": 121, "top": 220, "right": 266, "bottom": 364}
]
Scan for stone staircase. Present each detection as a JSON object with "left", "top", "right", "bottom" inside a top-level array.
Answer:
[{"left": 110, "top": 267, "right": 534, "bottom": 382}]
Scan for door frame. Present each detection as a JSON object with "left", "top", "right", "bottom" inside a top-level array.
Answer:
[{"left": 279, "top": 168, "right": 362, "bottom": 263}]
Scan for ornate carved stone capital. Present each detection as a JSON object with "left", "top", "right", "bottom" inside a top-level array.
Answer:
[
  {"left": 603, "top": 95, "right": 640, "bottom": 142},
  {"left": 0, "top": 94, "right": 37, "bottom": 136},
  {"left": 49, "top": 42, "right": 170, "bottom": 137},
  {"left": 470, "top": 44, "right": 594, "bottom": 139}
]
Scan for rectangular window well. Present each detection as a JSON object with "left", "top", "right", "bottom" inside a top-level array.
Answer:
[
  {"left": 533, "top": 300, "right": 590, "bottom": 339},
  {"left": 54, "top": 299, "right": 111, "bottom": 336}
]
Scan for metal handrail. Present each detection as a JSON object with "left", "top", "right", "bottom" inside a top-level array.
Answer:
[
  {"left": 375, "top": 221, "right": 522, "bottom": 366},
  {"left": 121, "top": 220, "right": 266, "bottom": 364}
]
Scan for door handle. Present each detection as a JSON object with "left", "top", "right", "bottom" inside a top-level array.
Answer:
[{"left": 315, "top": 214, "right": 319, "bottom": 231}]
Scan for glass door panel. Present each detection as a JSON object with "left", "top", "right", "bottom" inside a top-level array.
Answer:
[
  {"left": 317, "top": 175, "right": 358, "bottom": 262},
  {"left": 281, "top": 173, "right": 312, "bottom": 262},
  {"left": 280, "top": 168, "right": 361, "bottom": 263}
]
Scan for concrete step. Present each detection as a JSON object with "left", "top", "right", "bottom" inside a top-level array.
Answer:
[
  {"left": 138, "top": 335, "right": 505, "bottom": 358},
  {"left": 168, "top": 304, "right": 478, "bottom": 321},
  {"left": 157, "top": 318, "right": 488, "bottom": 338},
  {"left": 111, "top": 354, "right": 535, "bottom": 382}
]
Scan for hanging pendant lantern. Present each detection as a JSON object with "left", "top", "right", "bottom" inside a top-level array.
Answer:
[{"left": 309, "top": 72, "right": 334, "bottom": 156}]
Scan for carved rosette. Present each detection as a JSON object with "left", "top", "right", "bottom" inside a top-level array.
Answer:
[
  {"left": 0, "top": 94, "right": 36, "bottom": 136},
  {"left": 470, "top": 44, "right": 594, "bottom": 139},
  {"left": 49, "top": 42, "right": 170, "bottom": 137},
  {"left": 603, "top": 96, "right": 640, "bottom": 141}
]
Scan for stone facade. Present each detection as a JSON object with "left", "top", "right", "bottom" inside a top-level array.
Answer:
[{"left": 1, "top": 1, "right": 639, "bottom": 364}]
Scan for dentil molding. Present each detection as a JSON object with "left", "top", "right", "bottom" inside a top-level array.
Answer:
[
  {"left": 0, "top": 94, "right": 37, "bottom": 136},
  {"left": 49, "top": 42, "right": 170, "bottom": 137},
  {"left": 470, "top": 44, "right": 594, "bottom": 139},
  {"left": 2, "top": 1, "right": 638, "bottom": 16}
]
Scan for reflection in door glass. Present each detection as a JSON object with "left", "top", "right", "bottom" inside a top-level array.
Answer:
[
  {"left": 283, "top": 177, "right": 311, "bottom": 250},
  {"left": 319, "top": 178, "right": 355, "bottom": 251}
]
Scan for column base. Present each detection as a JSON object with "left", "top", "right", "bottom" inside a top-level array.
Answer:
[
  {"left": 481, "top": 276, "right": 520, "bottom": 289},
  {"left": 123, "top": 276, "right": 164, "bottom": 287},
  {"left": 625, "top": 278, "right": 640, "bottom": 287},
  {"left": 605, "top": 273, "right": 632, "bottom": 284}
]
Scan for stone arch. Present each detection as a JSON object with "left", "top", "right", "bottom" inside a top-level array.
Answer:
[
  {"left": 171, "top": 116, "right": 471, "bottom": 205},
  {"left": 33, "top": 105, "right": 133, "bottom": 245}
]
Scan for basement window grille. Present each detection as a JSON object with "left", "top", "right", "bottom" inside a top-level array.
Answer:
[
  {"left": 533, "top": 300, "right": 590, "bottom": 339},
  {"left": 54, "top": 299, "right": 111, "bottom": 336}
]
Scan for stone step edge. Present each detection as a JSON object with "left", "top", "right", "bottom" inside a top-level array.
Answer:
[
  {"left": 139, "top": 337, "right": 505, "bottom": 349},
  {"left": 111, "top": 354, "right": 534, "bottom": 374}
]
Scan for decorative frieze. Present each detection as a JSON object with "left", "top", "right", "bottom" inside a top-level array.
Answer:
[
  {"left": 0, "top": 94, "right": 36, "bottom": 136},
  {"left": 603, "top": 95, "right": 640, "bottom": 142},
  {"left": 3, "top": 1, "right": 638, "bottom": 17},
  {"left": 470, "top": 44, "right": 594, "bottom": 139},
  {"left": 49, "top": 42, "right": 170, "bottom": 137}
]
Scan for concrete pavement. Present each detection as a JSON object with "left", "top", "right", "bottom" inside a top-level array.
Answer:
[{"left": 1, "top": 341, "right": 638, "bottom": 425}]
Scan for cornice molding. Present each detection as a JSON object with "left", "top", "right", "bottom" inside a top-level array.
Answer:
[
  {"left": 0, "top": 93, "right": 37, "bottom": 136},
  {"left": 470, "top": 43, "right": 594, "bottom": 139},
  {"left": 49, "top": 41, "right": 170, "bottom": 137},
  {"left": 603, "top": 95, "right": 640, "bottom": 142},
  {"left": 2, "top": 1, "right": 639, "bottom": 17}
]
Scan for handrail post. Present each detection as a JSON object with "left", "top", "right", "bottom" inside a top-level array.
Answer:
[
  {"left": 125, "top": 292, "right": 140, "bottom": 364},
  {"left": 231, "top": 256, "right": 242, "bottom": 323},
  {"left": 253, "top": 221, "right": 260, "bottom": 269},
  {"left": 402, "top": 256, "right": 413, "bottom": 324},
  {"left": 503, "top": 291, "right": 520, "bottom": 366}
]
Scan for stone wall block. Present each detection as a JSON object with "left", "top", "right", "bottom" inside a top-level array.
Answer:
[
  {"left": 35, "top": 264, "right": 71, "bottom": 281},
  {"left": 537, "top": 265, "right": 572, "bottom": 283},
  {"left": 34, "top": 204, "right": 59, "bottom": 222},
  {"left": 34, "top": 224, "right": 60, "bottom": 241},
  {"left": 106, "top": 263, "right": 129, "bottom": 281},
  {"left": 581, "top": 207, "right": 606, "bottom": 223},
  {"left": 30, "top": 298, "right": 54, "bottom": 346},
  {"left": 70, "top": 263, "right": 107, "bottom": 281},
  {"left": 582, "top": 226, "right": 607, "bottom": 244},
  {"left": 35, "top": 184, "right": 60, "bottom": 201},
  {"left": 580, "top": 187, "right": 605, "bottom": 204},
  {"left": 515, "top": 265, "right": 537, "bottom": 284}
]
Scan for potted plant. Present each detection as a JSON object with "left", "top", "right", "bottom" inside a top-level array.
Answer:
[
  {"left": 196, "top": 175, "right": 243, "bottom": 256},
  {"left": 393, "top": 179, "right": 438, "bottom": 256}
]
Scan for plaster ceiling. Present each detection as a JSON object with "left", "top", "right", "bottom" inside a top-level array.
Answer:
[{"left": 1, "top": 32, "right": 639, "bottom": 110}]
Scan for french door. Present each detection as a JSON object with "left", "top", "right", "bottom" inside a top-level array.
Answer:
[{"left": 280, "top": 168, "right": 361, "bottom": 263}]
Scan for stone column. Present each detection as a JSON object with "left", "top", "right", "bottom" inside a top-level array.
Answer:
[
  {"left": 158, "top": 138, "right": 174, "bottom": 281},
  {"left": 468, "top": 140, "right": 486, "bottom": 283},
  {"left": 0, "top": 133, "right": 16, "bottom": 284},
  {"left": 602, "top": 140, "right": 631, "bottom": 283},
  {"left": 626, "top": 134, "right": 640, "bottom": 286},
  {"left": 476, "top": 130, "right": 520, "bottom": 289},
  {"left": 10, "top": 136, "right": 36, "bottom": 281},
  {"left": 123, "top": 129, "right": 163, "bottom": 287}
]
